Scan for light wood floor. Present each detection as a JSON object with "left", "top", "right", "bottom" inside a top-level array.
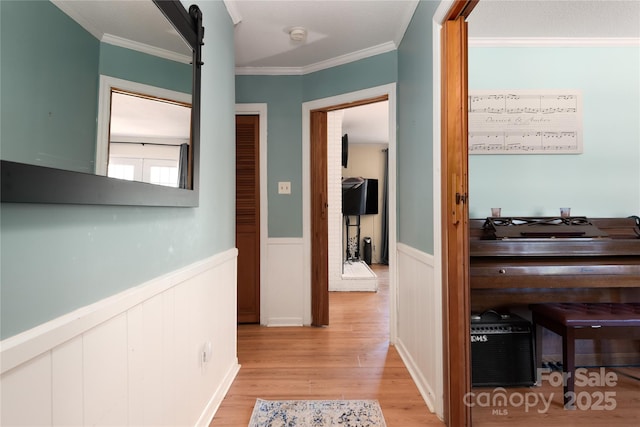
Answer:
[
  {"left": 210, "top": 265, "right": 443, "bottom": 426},
  {"left": 210, "top": 265, "right": 640, "bottom": 426}
]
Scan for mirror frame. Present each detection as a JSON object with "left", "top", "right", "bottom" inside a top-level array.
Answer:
[{"left": 1, "top": 0, "right": 203, "bottom": 207}]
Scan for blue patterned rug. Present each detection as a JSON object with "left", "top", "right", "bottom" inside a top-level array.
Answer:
[{"left": 248, "top": 399, "right": 387, "bottom": 427}]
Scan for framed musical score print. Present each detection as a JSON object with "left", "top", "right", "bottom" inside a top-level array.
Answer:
[{"left": 468, "top": 90, "right": 583, "bottom": 154}]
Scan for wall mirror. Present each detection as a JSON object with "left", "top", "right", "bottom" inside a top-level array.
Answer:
[{"left": 1, "top": 0, "right": 203, "bottom": 206}]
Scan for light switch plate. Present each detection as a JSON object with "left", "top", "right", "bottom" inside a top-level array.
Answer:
[{"left": 278, "top": 181, "right": 291, "bottom": 195}]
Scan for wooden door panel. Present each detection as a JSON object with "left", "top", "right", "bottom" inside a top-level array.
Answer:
[
  {"left": 236, "top": 232, "right": 258, "bottom": 321},
  {"left": 310, "top": 110, "right": 329, "bottom": 326},
  {"left": 236, "top": 115, "right": 260, "bottom": 324},
  {"left": 441, "top": 15, "right": 471, "bottom": 426}
]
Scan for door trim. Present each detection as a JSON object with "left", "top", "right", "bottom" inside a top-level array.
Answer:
[
  {"left": 236, "top": 103, "right": 268, "bottom": 325},
  {"left": 302, "top": 83, "right": 398, "bottom": 341},
  {"left": 433, "top": 1, "right": 477, "bottom": 425}
]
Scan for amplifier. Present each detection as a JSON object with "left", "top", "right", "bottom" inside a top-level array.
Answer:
[{"left": 471, "top": 311, "right": 535, "bottom": 387}]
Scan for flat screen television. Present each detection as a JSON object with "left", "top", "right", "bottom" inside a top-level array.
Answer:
[
  {"left": 342, "top": 177, "right": 378, "bottom": 215},
  {"left": 341, "top": 134, "right": 349, "bottom": 168}
]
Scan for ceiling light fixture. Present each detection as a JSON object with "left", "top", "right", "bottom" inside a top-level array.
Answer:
[{"left": 289, "top": 26, "right": 307, "bottom": 42}]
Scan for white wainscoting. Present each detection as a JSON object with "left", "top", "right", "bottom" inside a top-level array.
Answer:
[
  {"left": 394, "top": 243, "right": 443, "bottom": 416},
  {"left": 0, "top": 249, "right": 240, "bottom": 427},
  {"left": 265, "top": 238, "right": 306, "bottom": 326}
]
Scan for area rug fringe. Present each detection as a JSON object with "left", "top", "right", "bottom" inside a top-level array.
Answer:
[{"left": 248, "top": 398, "right": 387, "bottom": 427}]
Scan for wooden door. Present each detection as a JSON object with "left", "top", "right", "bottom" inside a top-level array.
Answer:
[
  {"left": 310, "top": 110, "right": 329, "bottom": 326},
  {"left": 308, "top": 97, "right": 388, "bottom": 327},
  {"left": 236, "top": 115, "right": 260, "bottom": 323},
  {"left": 441, "top": 13, "right": 472, "bottom": 427}
]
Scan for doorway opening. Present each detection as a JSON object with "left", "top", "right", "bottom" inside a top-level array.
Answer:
[
  {"left": 328, "top": 101, "right": 389, "bottom": 293},
  {"left": 303, "top": 84, "right": 397, "bottom": 335}
]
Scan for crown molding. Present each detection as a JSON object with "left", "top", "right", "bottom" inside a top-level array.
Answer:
[
  {"left": 304, "top": 41, "right": 397, "bottom": 74},
  {"left": 102, "top": 34, "right": 191, "bottom": 64},
  {"left": 469, "top": 37, "right": 640, "bottom": 47},
  {"left": 236, "top": 41, "right": 397, "bottom": 76},
  {"left": 51, "top": 0, "right": 191, "bottom": 64},
  {"left": 235, "top": 66, "right": 304, "bottom": 76}
]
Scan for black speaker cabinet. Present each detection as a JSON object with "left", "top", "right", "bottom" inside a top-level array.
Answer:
[{"left": 471, "top": 311, "right": 535, "bottom": 387}]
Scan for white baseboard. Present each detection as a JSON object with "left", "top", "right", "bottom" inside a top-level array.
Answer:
[
  {"left": 195, "top": 361, "right": 241, "bottom": 427},
  {"left": 395, "top": 339, "right": 436, "bottom": 413},
  {"left": 329, "top": 281, "right": 378, "bottom": 292},
  {"left": 267, "top": 317, "right": 304, "bottom": 327}
]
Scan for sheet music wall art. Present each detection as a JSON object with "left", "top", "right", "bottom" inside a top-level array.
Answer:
[{"left": 468, "top": 90, "right": 583, "bottom": 154}]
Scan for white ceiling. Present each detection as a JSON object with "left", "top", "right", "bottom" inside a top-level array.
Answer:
[
  {"left": 342, "top": 101, "right": 389, "bottom": 146},
  {"left": 229, "top": 0, "right": 639, "bottom": 73},
  {"left": 54, "top": 0, "right": 640, "bottom": 71},
  {"left": 228, "top": 0, "right": 638, "bottom": 144},
  {"left": 51, "top": 0, "right": 192, "bottom": 63},
  {"left": 228, "top": 0, "right": 418, "bottom": 71},
  {"left": 468, "top": 0, "right": 640, "bottom": 39},
  {"left": 53, "top": 0, "right": 639, "bottom": 144}
]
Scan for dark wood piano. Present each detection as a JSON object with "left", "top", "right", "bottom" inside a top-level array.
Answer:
[
  {"left": 470, "top": 216, "right": 640, "bottom": 313},
  {"left": 470, "top": 216, "right": 640, "bottom": 367}
]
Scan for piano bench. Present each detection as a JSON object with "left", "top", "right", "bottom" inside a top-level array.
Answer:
[{"left": 530, "top": 303, "right": 640, "bottom": 409}]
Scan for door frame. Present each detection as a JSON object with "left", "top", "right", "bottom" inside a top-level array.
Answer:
[
  {"left": 302, "top": 83, "right": 398, "bottom": 339},
  {"left": 235, "top": 104, "right": 268, "bottom": 324},
  {"left": 434, "top": 1, "right": 477, "bottom": 425}
]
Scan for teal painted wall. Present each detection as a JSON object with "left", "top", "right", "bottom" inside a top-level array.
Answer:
[
  {"left": 468, "top": 47, "right": 640, "bottom": 218},
  {"left": 99, "top": 43, "right": 192, "bottom": 94},
  {"left": 0, "top": 0, "right": 236, "bottom": 339},
  {"left": 236, "top": 52, "right": 397, "bottom": 237},
  {"left": 0, "top": 1, "right": 193, "bottom": 174},
  {"left": 0, "top": 0, "right": 99, "bottom": 173},
  {"left": 302, "top": 51, "right": 398, "bottom": 101},
  {"left": 235, "top": 75, "right": 304, "bottom": 237},
  {"left": 396, "top": 0, "right": 439, "bottom": 254}
]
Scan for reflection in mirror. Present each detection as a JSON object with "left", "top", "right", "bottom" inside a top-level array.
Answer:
[
  {"left": 1, "top": 0, "right": 193, "bottom": 185},
  {"left": 107, "top": 90, "right": 191, "bottom": 188},
  {"left": 0, "top": 0, "right": 203, "bottom": 206}
]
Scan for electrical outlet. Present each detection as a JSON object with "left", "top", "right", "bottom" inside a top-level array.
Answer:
[{"left": 278, "top": 181, "right": 291, "bottom": 195}]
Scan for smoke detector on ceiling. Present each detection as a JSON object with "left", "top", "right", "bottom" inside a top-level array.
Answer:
[{"left": 289, "top": 26, "right": 307, "bottom": 42}]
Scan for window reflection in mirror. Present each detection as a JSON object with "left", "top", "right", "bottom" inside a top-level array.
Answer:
[
  {"left": 1, "top": 0, "right": 194, "bottom": 186},
  {"left": 106, "top": 89, "right": 191, "bottom": 188}
]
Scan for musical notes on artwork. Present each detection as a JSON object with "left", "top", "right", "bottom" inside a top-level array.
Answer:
[
  {"left": 469, "top": 131, "right": 578, "bottom": 153},
  {"left": 468, "top": 90, "right": 582, "bottom": 154}
]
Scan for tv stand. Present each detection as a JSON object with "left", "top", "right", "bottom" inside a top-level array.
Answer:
[{"left": 344, "top": 215, "right": 361, "bottom": 261}]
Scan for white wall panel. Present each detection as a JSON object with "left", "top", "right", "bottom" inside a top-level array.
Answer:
[
  {"left": 0, "top": 353, "right": 52, "bottom": 426},
  {"left": 52, "top": 337, "right": 83, "bottom": 426},
  {"left": 127, "top": 296, "right": 165, "bottom": 426},
  {"left": 0, "top": 250, "right": 239, "bottom": 427},
  {"left": 194, "top": 258, "right": 239, "bottom": 427},
  {"left": 395, "top": 243, "right": 441, "bottom": 414},
  {"left": 83, "top": 314, "right": 128, "bottom": 427},
  {"left": 160, "top": 288, "right": 177, "bottom": 426},
  {"left": 265, "top": 239, "right": 305, "bottom": 326},
  {"left": 172, "top": 271, "right": 201, "bottom": 426}
]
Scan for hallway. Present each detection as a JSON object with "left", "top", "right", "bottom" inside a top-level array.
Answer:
[{"left": 210, "top": 265, "right": 443, "bottom": 426}]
